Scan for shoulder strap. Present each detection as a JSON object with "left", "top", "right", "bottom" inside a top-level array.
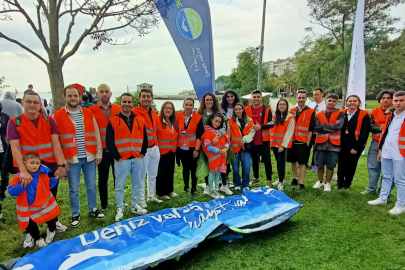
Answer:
[{"left": 16, "top": 115, "right": 22, "bottom": 128}]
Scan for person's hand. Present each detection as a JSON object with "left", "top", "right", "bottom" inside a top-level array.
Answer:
[
  {"left": 220, "top": 148, "right": 227, "bottom": 158},
  {"left": 380, "top": 124, "right": 385, "bottom": 131},
  {"left": 212, "top": 136, "right": 219, "bottom": 145},
  {"left": 54, "top": 167, "right": 67, "bottom": 180},
  {"left": 289, "top": 110, "right": 296, "bottom": 117},
  {"left": 238, "top": 140, "right": 245, "bottom": 147},
  {"left": 350, "top": 149, "right": 357, "bottom": 155},
  {"left": 20, "top": 171, "right": 33, "bottom": 187},
  {"left": 118, "top": 158, "right": 123, "bottom": 162},
  {"left": 249, "top": 98, "right": 253, "bottom": 106},
  {"left": 65, "top": 163, "right": 70, "bottom": 172},
  {"left": 193, "top": 150, "right": 199, "bottom": 159},
  {"left": 95, "top": 158, "right": 102, "bottom": 166},
  {"left": 278, "top": 146, "right": 284, "bottom": 152},
  {"left": 306, "top": 141, "right": 310, "bottom": 147},
  {"left": 335, "top": 120, "right": 339, "bottom": 124},
  {"left": 138, "top": 155, "right": 144, "bottom": 159},
  {"left": 377, "top": 150, "right": 382, "bottom": 162},
  {"left": 253, "top": 121, "right": 261, "bottom": 131}
]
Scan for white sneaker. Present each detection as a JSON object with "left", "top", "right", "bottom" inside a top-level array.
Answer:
[
  {"left": 324, "top": 183, "right": 331, "bottom": 192},
  {"left": 214, "top": 189, "right": 225, "bottom": 199},
  {"left": 278, "top": 184, "right": 284, "bottom": 191},
  {"left": 368, "top": 198, "right": 387, "bottom": 205},
  {"left": 204, "top": 185, "right": 210, "bottom": 195},
  {"left": 131, "top": 204, "right": 148, "bottom": 215},
  {"left": 36, "top": 238, "right": 47, "bottom": 248},
  {"left": 23, "top": 233, "right": 34, "bottom": 248},
  {"left": 160, "top": 195, "right": 171, "bottom": 200},
  {"left": 139, "top": 200, "right": 147, "bottom": 208},
  {"left": 272, "top": 180, "right": 280, "bottom": 187},
  {"left": 147, "top": 197, "right": 163, "bottom": 203},
  {"left": 361, "top": 190, "right": 371, "bottom": 195},
  {"left": 115, "top": 208, "right": 124, "bottom": 221},
  {"left": 55, "top": 221, "right": 67, "bottom": 232},
  {"left": 313, "top": 180, "right": 324, "bottom": 189},
  {"left": 389, "top": 206, "right": 405, "bottom": 215},
  {"left": 45, "top": 229, "right": 56, "bottom": 244},
  {"left": 208, "top": 189, "right": 219, "bottom": 199},
  {"left": 220, "top": 186, "right": 233, "bottom": 195},
  {"left": 234, "top": 186, "right": 241, "bottom": 191},
  {"left": 170, "top": 192, "right": 178, "bottom": 197}
]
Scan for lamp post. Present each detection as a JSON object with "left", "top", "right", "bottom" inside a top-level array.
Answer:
[{"left": 257, "top": 0, "right": 267, "bottom": 91}]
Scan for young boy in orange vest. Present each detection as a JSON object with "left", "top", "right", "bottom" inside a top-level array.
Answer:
[{"left": 8, "top": 152, "right": 61, "bottom": 248}]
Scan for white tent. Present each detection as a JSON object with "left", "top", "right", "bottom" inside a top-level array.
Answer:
[{"left": 240, "top": 92, "right": 273, "bottom": 99}]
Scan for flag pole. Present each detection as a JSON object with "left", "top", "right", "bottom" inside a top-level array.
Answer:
[{"left": 257, "top": 0, "right": 267, "bottom": 91}]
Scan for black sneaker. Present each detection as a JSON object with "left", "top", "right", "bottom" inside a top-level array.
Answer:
[
  {"left": 71, "top": 215, "right": 80, "bottom": 228},
  {"left": 90, "top": 209, "right": 105, "bottom": 218},
  {"left": 299, "top": 184, "right": 306, "bottom": 189},
  {"left": 190, "top": 189, "right": 197, "bottom": 196},
  {"left": 184, "top": 187, "right": 190, "bottom": 193},
  {"left": 290, "top": 179, "right": 298, "bottom": 186},
  {"left": 0, "top": 193, "right": 5, "bottom": 201}
]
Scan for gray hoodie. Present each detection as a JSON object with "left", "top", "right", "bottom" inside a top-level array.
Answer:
[{"left": 1, "top": 92, "right": 23, "bottom": 118}]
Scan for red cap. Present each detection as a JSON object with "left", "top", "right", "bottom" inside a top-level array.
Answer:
[{"left": 69, "top": 83, "right": 84, "bottom": 95}]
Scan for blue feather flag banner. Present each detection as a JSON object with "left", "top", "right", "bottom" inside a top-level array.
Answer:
[
  {"left": 153, "top": 0, "right": 215, "bottom": 100},
  {"left": 13, "top": 188, "right": 302, "bottom": 270}
]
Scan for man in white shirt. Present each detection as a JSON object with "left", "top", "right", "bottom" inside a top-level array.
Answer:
[
  {"left": 308, "top": 88, "right": 326, "bottom": 171},
  {"left": 368, "top": 91, "right": 405, "bottom": 215}
]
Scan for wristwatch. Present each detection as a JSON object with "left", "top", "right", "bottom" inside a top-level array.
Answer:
[{"left": 58, "top": 164, "right": 66, "bottom": 168}]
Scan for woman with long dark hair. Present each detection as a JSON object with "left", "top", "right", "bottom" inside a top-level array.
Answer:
[
  {"left": 221, "top": 90, "right": 240, "bottom": 119},
  {"left": 197, "top": 93, "right": 234, "bottom": 196},
  {"left": 156, "top": 101, "right": 179, "bottom": 199},
  {"left": 337, "top": 95, "right": 370, "bottom": 189},
  {"left": 271, "top": 99, "right": 295, "bottom": 191}
]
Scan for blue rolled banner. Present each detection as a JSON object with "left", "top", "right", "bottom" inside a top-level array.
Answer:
[
  {"left": 13, "top": 188, "right": 302, "bottom": 270},
  {"left": 154, "top": 0, "right": 215, "bottom": 100}
]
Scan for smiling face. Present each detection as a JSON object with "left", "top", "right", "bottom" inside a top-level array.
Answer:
[
  {"left": 252, "top": 93, "right": 262, "bottom": 106},
  {"left": 64, "top": 88, "right": 81, "bottom": 108},
  {"left": 212, "top": 116, "right": 222, "bottom": 129},
  {"left": 347, "top": 97, "right": 360, "bottom": 110},
  {"left": 297, "top": 93, "right": 307, "bottom": 107},
  {"left": 23, "top": 94, "right": 41, "bottom": 114},
  {"left": 139, "top": 91, "right": 153, "bottom": 107},
  {"left": 183, "top": 100, "right": 194, "bottom": 113},
  {"left": 234, "top": 104, "right": 243, "bottom": 118},
  {"left": 163, "top": 103, "right": 174, "bottom": 118},
  {"left": 204, "top": 95, "right": 214, "bottom": 110},
  {"left": 120, "top": 95, "right": 134, "bottom": 113},
  {"left": 24, "top": 157, "right": 41, "bottom": 173},
  {"left": 326, "top": 98, "right": 337, "bottom": 110},
  {"left": 226, "top": 93, "right": 235, "bottom": 105},
  {"left": 278, "top": 100, "right": 288, "bottom": 113}
]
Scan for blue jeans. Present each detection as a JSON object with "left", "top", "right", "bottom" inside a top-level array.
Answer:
[
  {"left": 367, "top": 140, "right": 395, "bottom": 193},
  {"left": 114, "top": 158, "right": 143, "bottom": 209},
  {"left": 380, "top": 158, "right": 405, "bottom": 208},
  {"left": 67, "top": 158, "right": 97, "bottom": 216},
  {"left": 231, "top": 150, "right": 252, "bottom": 188}
]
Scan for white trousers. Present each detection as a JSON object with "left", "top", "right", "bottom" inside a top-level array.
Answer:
[{"left": 140, "top": 145, "right": 161, "bottom": 199}]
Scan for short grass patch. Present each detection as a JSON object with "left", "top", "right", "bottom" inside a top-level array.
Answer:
[
  {"left": 1, "top": 141, "right": 405, "bottom": 269},
  {"left": 365, "top": 100, "right": 380, "bottom": 110}
]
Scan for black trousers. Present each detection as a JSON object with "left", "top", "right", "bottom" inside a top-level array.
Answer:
[
  {"left": 98, "top": 151, "right": 116, "bottom": 209},
  {"left": 0, "top": 151, "right": 10, "bottom": 195},
  {"left": 251, "top": 141, "right": 272, "bottom": 180},
  {"left": 272, "top": 147, "right": 288, "bottom": 183},
  {"left": 177, "top": 148, "right": 198, "bottom": 191},
  {"left": 308, "top": 134, "right": 316, "bottom": 166},
  {"left": 26, "top": 217, "right": 57, "bottom": 240},
  {"left": 156, "top": 151, "right": 175, "bottom": 197},
  {"left": 337, "top": 149, "right": 362, "bottom": 188}
]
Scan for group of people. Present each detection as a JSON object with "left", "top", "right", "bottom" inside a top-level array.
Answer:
[{"left": 0, "top": 83, "right": 404, "bottom": 249}]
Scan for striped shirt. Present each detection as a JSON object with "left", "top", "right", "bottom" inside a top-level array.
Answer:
[{"left": 70, "top": 110, "right": 87, "bottom": 158}]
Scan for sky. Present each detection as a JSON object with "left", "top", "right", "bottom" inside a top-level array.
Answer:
[{"left": 1, "top": 0, "right": 404, "bottom": 95}]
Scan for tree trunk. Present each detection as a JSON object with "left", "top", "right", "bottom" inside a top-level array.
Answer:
[{"left": 47, "top": 57, "right": 65, "bottom": 110}]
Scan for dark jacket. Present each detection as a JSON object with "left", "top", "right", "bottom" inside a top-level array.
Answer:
[
  {"left": 0, "top": 112, "right": 10, "bottom": 152},
  {"left": 340, "top": 110, "right": 370, "bottom": 152},
  {"left": 260, "top": 105, "right": 274, "bottom": 130}
]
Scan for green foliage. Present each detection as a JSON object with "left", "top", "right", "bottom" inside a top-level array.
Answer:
[
  {"left": 114, "top": 90, "right": 159, "bottom": 113},
  {"left": 215, "top": 75, "right": 230, "bottom": 85}
]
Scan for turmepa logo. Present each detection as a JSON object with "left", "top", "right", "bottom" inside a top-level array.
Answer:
[{"left": 176, "top": 8, "right": 203, "bottom": 40}]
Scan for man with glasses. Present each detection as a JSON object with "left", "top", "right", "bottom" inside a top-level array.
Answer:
[{"left": 7, "top": 91, "right": 67, "bottom": 231}]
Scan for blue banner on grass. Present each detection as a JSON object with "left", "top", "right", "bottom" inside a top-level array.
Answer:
[
  {"left": 153, "top": 0, "right": 215, "bottom": 100},
  {"left": 13, "top": 188, "right": 302, "bottom": 270}
]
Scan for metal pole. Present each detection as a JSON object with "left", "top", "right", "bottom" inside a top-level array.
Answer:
[{"left": 257, "top": 0, "right": 267, "bottom": 91}]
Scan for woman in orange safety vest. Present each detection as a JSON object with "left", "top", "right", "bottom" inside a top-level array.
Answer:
[
  {"left": 156, "top": 101, "right": 179, "bottom": 200},
  {"left": 270, "top": 99, "right": 295, "bottom": 191},
  {"left": 337, "top": 95, "right": 370, "bottom": 189},
  {"left": 229, "top": 103, "right": 255, "bottom": 190}
]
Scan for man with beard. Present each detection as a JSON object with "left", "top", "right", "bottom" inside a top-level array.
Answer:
[{"left": 53, "top": 85, "right": 104, "bottom": 228}]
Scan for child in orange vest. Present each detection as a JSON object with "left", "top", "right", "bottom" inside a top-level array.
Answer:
[
  {"left": 202, "top": 113, "right": 229, "bottom": 199},
  {"left": 8, "top": 152, "right": 61, "bottom": 248}
]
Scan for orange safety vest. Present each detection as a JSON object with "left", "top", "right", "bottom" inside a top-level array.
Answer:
[
  {"left": 89, "top": 103, "right": 121, "bottom": 148},
  {"left": 291, "top": 107, "right": 315, "bottom": 142},
  {"left": 176, "top": 111, "right": 202, "bottom": 148},
  {"left": 12, "top": 113, "right": 56, "bottom": 167},
  {"left": 342, "top": 108, "right": 369, "bottom": 144},
  {"left": 244, "top": 105, "right": 272, "bottom": 141},
  {"left": 53, "top": 108, "right": 97, "bottom": 159},
  {"left": 202, "top": 129, "right": 229, "bottom": 171},
  {"left": 379, "top": 113, "right": 405, "bottom": 157},
  {"left": 270, "top": 115, "right": 294, "bottom": 148},
  {"left": 10, "top": 173, "right": 61, "bottom": 230},
  {"left": 315, "top": 110, "right": 341, "bottom": 145},
  {"left": 132, "top": 106, "right": 159, "bottom": 147},
  {"left": 229, "top": 118, "right": 253, "bottom": 153},
  {"left": 371, "top": 106, "right": 389, "bottom": 141},
  {"left": 156, "top": 119, "right": 178, "bottom": 155},
  {"left": 109, "top": 115, "right": 145, "bottom": 159}
]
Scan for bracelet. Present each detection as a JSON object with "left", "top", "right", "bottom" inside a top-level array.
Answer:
[{"left": 58, "top": 164, "right": 65, "bottom": 168}]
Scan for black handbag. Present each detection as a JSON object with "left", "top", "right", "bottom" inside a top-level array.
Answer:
[{"left": 238, "top": 124, "right": 254, "bottom": 152}]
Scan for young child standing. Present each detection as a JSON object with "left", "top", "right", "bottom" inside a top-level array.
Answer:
[
  {"left": 8, "top": 153, "right": 61, "bottom": 248},
  {"left": 202, "top": 113, "right": 229, "bottom": 199}
]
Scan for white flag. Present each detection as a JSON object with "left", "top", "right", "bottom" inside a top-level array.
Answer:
[{"left": 347, "top": 0, "right": 366, "bottom": 109}]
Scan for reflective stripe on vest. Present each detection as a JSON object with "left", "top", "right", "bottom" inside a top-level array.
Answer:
[
  {"left": 371, "top": 106, "right": 388, "bottom": 141},
  {"left": 156, "top": 119, "right": 178, "bottom": 155},
  {"left": 291, "top": 107, "right": 314, "bottom": 143},
  {"left": 176, "top": 112, "right": 202, "bottom": 148},
  {"left": 202, "top": 129, "right": 228, "bottom": 171},
  {"left": 270, "top": 116, "right": 294, "bottom": 148},
  {"left": 229, "top": 118, "right": 253, "bottom": 153},
  {"left": 342, "top": 108, "right": 369, "bottom": 146}
]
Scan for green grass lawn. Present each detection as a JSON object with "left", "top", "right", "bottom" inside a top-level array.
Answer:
[{"left": 1, "top": 140, "right": 405, "bottom": 269}]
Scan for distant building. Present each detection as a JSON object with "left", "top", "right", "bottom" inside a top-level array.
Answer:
[
  {"left": 179, "top": 90, "right": 197, "bottom": 97},
  {"left": 263, "top": 58, "right": 296, "bottom": 77},
  {"left": 137, "top": 83, "right": 153, "bottom": 92},
  {"left": 216, "top": 82, "right": 225, "bottom": 92}
]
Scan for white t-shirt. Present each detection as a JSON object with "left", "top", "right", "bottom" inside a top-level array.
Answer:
[
  {"left": 223, "top": 108, "right": 234, "bottom": 119},
  {"left": 309, "top": 100, "right": 326, "bottom": 113}
]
